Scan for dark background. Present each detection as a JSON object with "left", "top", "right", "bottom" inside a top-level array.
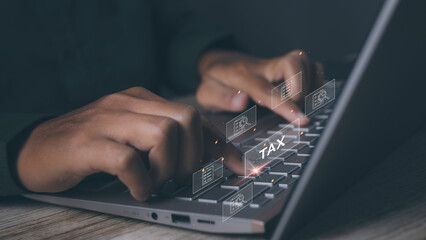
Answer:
[{"left": 189, "top": 0, "right": 383, "bottom": 62}]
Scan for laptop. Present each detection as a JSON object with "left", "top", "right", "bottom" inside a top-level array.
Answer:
[{"left": 23, "top": 0, "right": 426, "bottom": 239}]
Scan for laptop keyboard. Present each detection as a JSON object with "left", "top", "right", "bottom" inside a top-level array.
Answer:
[
  {"left": 75, "top": 103, "right": 333, "bottom": 211},
  {"left": 168, "top": 105, "right": 333, "bottom": 209}
]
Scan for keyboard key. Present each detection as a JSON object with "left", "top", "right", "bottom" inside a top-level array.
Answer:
[
  {"left": 279, "top": 147, "right": 297, "bottom": 153},
  {"left": 324, "top": 108, "right": 333, "bottom": 114},
  {"left": 269, "top": 164, "right": 299, "bottom": 176},
  {"left": 253, "top": 185, "right": 270, "bottom": 198},
  {"left": 292, "top": 127, "right": 310, "bottom": 132},
  {"left": 307, "top": 123, "right": 320, "bottom": 130},
  {"left": 242, "top": 138, "right": 262, "bottom": 148},
  {"left": 174, "top": 187, "right": 199, "bottom": 201},
  {"left": 292, "top": 143, "right": 309, "bottom": 152},
  {"left": 278, "top": 177, "right": 298, "bottom": 188},
  {"left": 314, "top": 115, "right": 329, "bottom": 120},
  {"left": 294, "top": 135, "right": 318, "bottom": 145},
  {"left": 175, "top": 180, "right": 222, "bottom": 201},
  {"left": 298, "top": 153, "right": 311, "bottom": 158},
  {"left": 306, "top": 127, "right": 323, "bottom": 135},
  {"left": 266, "top": 125, "right": 286, "bottom": 134},
  {"left": 281, "top": 130, "right": 299, "bottom": 138},
  {"left": 254, "top": 131, "right": 273, "bottom": 141},
  {"left": 160, "top": 180, "right": 186, "bottom": 197},
  {"left": 283, "top": 156, "right": 309, "bottom": 167},
  {"left": 274, "top": 151, "right": 296, "bottom": 160},
  {"left": 277, "top": 123, "right": 296, "bottom": 129},
  {"left": 254, "top": 174, "right": 284, "bottom": 187},
  {"left": 221, "top": 177, "right": 252, "bottom": 190},
  {"left": 242, "top": 139, "right": 274, "bottom": 150},
  {"left": 198, "top": 186, "right": 235, "bottom": 203},
  {"left": 305, "top": 132, "right": 320, "bottom": 137},
  {"left": 250, "top": 196, "right": 270, "bottom": 208},
  {"left": 267, "top": 128, "right": 294, "bottom": 136},
  {"left": 240, "top": 145, "right": 254, "bottom": 152},
  {"left": 238, "top": 167, "right": 267, "bottom": 178},
  {"left": 280, "top": 143, "right": 309, "bottom": 154},
  {"left": 222, "top": 168, "right": 235, "bottom": 180},
  {"left": 292, "top": 169, "right": 303, "bottom": 178},
  {"left": 313, "top": 119, "right": 326, "bottom": 127},
  {"left": 263, "top": 159, "right": 282, "bottom": 170},
  {"left": 296, "top": 144, "right": 311, "bottom": 154},
  {"left": 264, "top": 185, "right": 286, "bottom": 198}
]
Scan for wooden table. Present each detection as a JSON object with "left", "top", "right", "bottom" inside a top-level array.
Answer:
[{"left": 1, "top": 125, "right": 426, "bottom": 240}]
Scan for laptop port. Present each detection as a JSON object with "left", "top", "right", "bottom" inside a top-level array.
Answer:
[
  {"left": 171, "top": 214, "right": 190, "bottom": 224},
  {"left": 197, "top": 219, "right": 215, "bottom": 225},
  {"left": 151, "top": 212, "right": 158, "bottom": 220}
]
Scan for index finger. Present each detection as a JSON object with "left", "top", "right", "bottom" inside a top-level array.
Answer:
[
  {"left": 227, "top": 74, "right": 309, "bottom": 125},
  {"left": 201, "top": 116, "right": 244, "bottom": 175}
]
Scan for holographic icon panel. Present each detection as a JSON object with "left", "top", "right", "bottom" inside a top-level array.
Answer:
[
  {"left": 230, "top": 193, "right": 245, "bottom": 214},
  {"left": 234, "top": 115, "right": 250, "bottom": 135},
  {"left": 201, "top": 164, "right": 214, "bottom": 186},
  {"left": 305, "top": 79, "right": 335, "bottom": 116},
  {"left": 244, "top": 119, "right": 300, "bottom": 176},
  {"left": 226, "top": 105, "right": 257, "bottom": 142},
  {"left": 271, "top": 72, "right": 303, "bottom": 109},
  {"left": 281, "top": 81, "right": 292, "bottom": 101},
  {"left": 193, "top": 157, "right": 223, "bottom": 194},
  {"left": 222, "top": 183, "right": 253, "bottom": 222},
  {"left": 313, "top": 89, "right": 330, "bottom": 109}
]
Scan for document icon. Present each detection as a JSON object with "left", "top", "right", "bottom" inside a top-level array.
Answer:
[
  {"left": 271, "top": 72, "right": 302, "bottom": 109},
  {"left": 193, "top": 158, "right": 223, "bottom": 194},
  {"left": 280, "top": 81, "right": 292, "bottom": 101},
  {"left": 201, "top": 165, "right": 214, "bottom": 186}
]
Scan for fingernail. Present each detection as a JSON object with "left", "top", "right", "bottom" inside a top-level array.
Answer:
[{"left": 231, "top": 93, "right": 247, "bottom": 110}]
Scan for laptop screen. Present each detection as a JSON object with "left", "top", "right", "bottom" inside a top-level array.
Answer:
[{"left": 271, "top": 0, "right": 426, "bottom": 238}]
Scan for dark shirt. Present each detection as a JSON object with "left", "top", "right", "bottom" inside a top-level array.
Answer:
[{"left": 0, "top": 0, "right": 227, "bottom": 195}]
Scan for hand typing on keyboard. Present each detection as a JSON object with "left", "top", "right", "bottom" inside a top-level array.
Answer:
[
  {"left": 16, "top": 87, "right": 244, "bottom": 201},
  {"left": 196, "top": 50, "right": 325, "bottom": 125}
]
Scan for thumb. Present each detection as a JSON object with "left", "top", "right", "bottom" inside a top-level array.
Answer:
[{"left": 196, "top": 78, "right": 249, "bottom": 112}]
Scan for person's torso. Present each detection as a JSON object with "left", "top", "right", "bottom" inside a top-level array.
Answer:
[{"left": 0, "top": 0, "right": 157, "bottom": 114}]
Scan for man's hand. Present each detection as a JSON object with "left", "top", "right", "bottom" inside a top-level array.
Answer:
[
  {"left": 197, "top": 50, "right": 324, "bottom": 125},
  {"left": 16, "top": 87, "right": 242, "bottom": 201}
]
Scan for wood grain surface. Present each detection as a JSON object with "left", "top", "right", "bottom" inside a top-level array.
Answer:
[{"left": 1, "top": 125, "right": 425, "bottom": 240}]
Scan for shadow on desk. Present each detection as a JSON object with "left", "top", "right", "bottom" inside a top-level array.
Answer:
[{"left": 1, "top": 125, "right": 426, "bottom": 239}]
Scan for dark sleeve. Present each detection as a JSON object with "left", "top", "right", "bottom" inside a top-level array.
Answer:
[
  {"left": 0, "top": 114, "right": 53, "bottom": 196},
  {"left": 0, "top": 0, "right": 154, "bottom": 196},
  {"left": 153, "top": 0, "right": 233, "bottom": 93},
  {"left": 0, "top": 1, "right": 59, "bottom": 196}
]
